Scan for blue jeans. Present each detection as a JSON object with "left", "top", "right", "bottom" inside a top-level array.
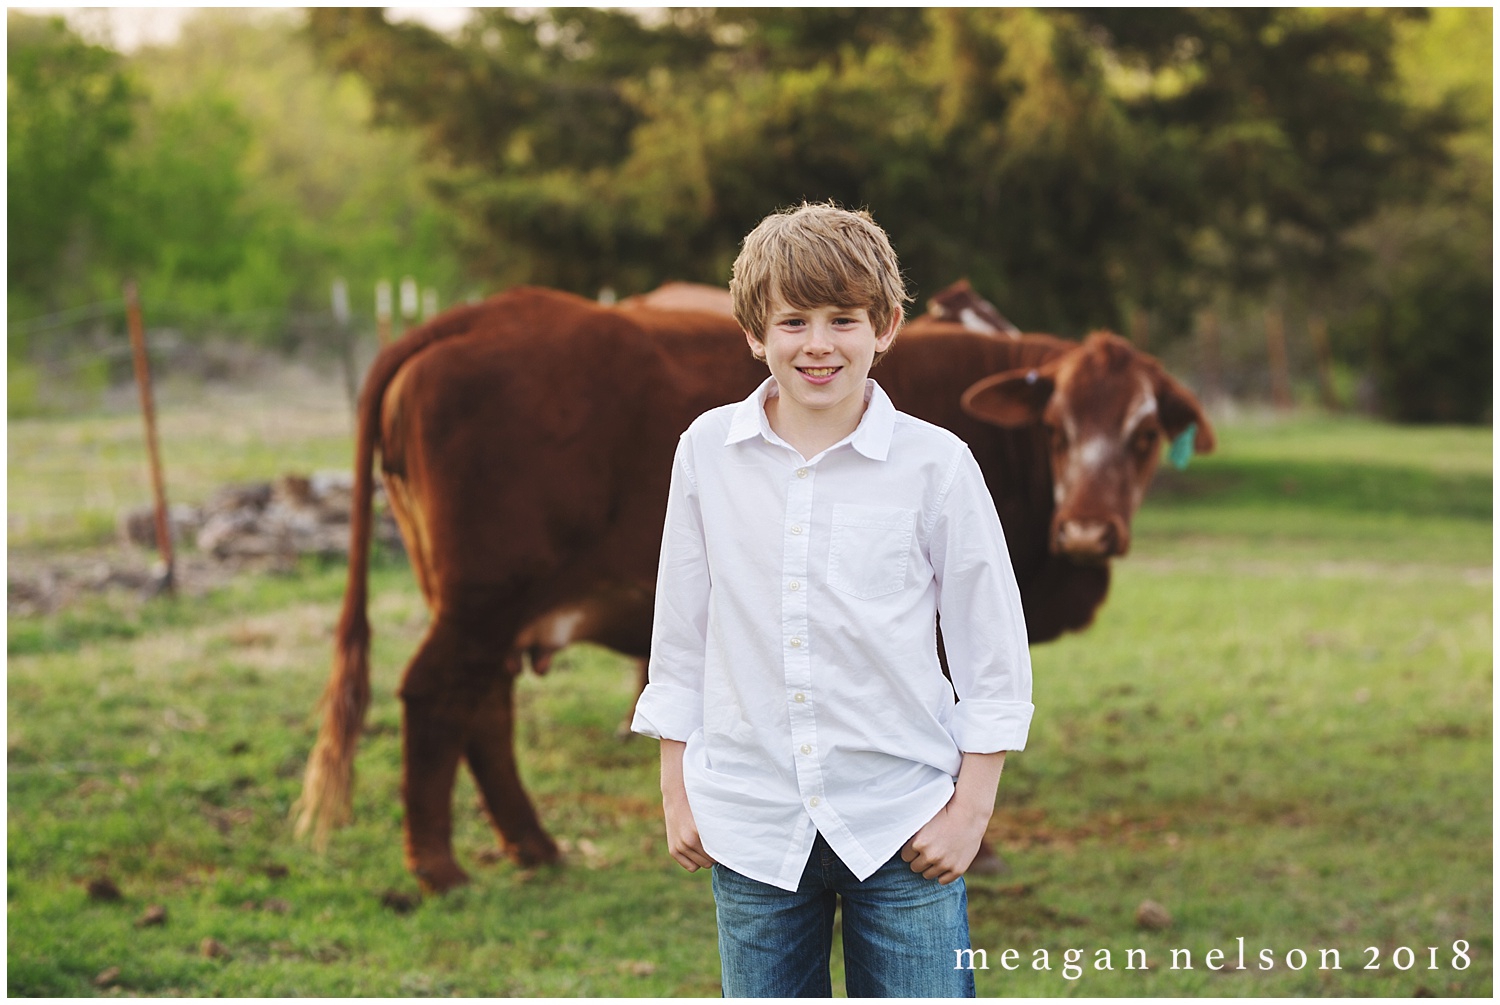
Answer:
[{"left": 711, "top": 833, "right": 976, "bottom": 998}]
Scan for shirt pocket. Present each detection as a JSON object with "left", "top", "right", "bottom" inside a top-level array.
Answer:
[{"left": 827, "top": 504, "right": 916, "bottom": 600}]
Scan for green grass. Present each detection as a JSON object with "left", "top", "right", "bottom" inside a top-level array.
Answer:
[{"left": 7, "top": 404, "right": 1491, "bottom": 996}]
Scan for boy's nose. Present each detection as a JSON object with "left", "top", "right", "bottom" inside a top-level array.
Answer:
[{"left": 805, "top": 322, "right": 835, "bottom": 351}]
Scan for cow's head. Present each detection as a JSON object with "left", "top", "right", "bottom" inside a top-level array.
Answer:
[{"left": 960, "top": 332, "right": 1216, "bottom": 563}]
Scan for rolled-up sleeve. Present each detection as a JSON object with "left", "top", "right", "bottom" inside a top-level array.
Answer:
[
  {"left": 929, "top": 445, "right": 1034, "bottom": 752},
  {"left": 631, "top": 435, "right": 711, "bottom": 741}
]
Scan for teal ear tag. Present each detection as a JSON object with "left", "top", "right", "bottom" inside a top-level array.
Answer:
[{"left": 1168, "top": 423, "right": 1198, "bottom": 470}]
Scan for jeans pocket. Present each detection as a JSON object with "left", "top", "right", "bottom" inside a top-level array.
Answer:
[{"left": 827, "top": 504, "right": 916, "bottom": 599}]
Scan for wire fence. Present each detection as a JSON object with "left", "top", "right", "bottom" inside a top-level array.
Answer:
[
  {"left": 9, "top": 286, "right": 1367, "bottom": 417},
  {"left": 11, "top": 300, "right": 353, "bottom": 356}
]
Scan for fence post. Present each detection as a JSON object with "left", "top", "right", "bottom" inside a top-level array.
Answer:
[
  {"left": 123, "top": 280, "right": 176, "bottom": 597},
  {"left": 1307, "top": 314, "right": 1342, "bottom": 411},
  {"left": 332, "top": 278, "right": 356, "bottom": 415},
  {"left": 1129, "top": 306, "right": 1149, "bottom": 352},
  {"left": 1197, "top": 307, "right": 1222, "bottom": 407},
  {"left": 1264, "top": 305, "right": 1294, "bottom": 409},
  {"left": 376, "top": 279, "right": 393, "bottom": 346},
  {"left": 400, "top": 276, "right": 419, "bottom": 335}
]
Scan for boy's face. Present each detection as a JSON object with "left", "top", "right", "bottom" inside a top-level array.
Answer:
[{"left": 748, "top": 295, "right": 898, "bottom": 426}]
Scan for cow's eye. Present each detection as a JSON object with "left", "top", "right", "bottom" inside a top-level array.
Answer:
[{"left": 1132, "top": 429, "right": 1159, "bottom": 457}]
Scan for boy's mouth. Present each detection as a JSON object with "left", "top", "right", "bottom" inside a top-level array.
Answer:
[{"left": 797, "top": 366, "right": 841, "bottom": 378}]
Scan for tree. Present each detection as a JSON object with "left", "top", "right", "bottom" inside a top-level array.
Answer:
[
  {"left": 6, "top": 13, "right": 135, "bottom": 316},
  {"left": 8, "top": 9, "right": 471, "bottom": 352},
  {"left": 306, "top": 7, "right": 1462, "bottom": 347},
  {"left": 1331, "top": 7, "right": 1492, "bottom": 422},
  {"left": 112, "top": 9, "right": 469, "bottom": 341}
]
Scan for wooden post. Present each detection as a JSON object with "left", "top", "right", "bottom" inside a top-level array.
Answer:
[
  {"left": 399, "top": 276, "right": 419, "bottom": 335},
  {"left": 123, "top": 280, "right": 175, "bottom": 596},
  {"left": 1264, "top": 305, "right": 1294, "bottom": 409},
  {"left": 1129, "top": 306, "right": 1149, "bottom": 352},
  {"left": 1307, "top": 313, "right": 1342, "bottom": 411},
  {"left": 376, "top": 279, "right": 393, "bottom": 346},
  {"left": 332, "top": 278, "right": 356, "bottom": 414},
  {"left": 1197, "top": 307, "right": 1222, "bottom": 406}
]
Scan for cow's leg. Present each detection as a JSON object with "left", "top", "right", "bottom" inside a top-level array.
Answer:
[
  {"left": 463, "top": 676, "right": 560, "bottom": 868},
  {"left": 397, "top": 610, "right": 529, "bottom": 892},
  {"left": 399, "top": 690, "right": 472, "bottom": 893}
]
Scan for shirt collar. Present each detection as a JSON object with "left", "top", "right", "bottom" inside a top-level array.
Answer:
[{"left": 725, "top": 377, "right": 896, "bottom": 462}]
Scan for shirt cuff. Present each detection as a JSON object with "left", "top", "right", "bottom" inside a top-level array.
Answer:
[
  {"left": 952, "top": 699, "right": 1034, "bottom": 753},
  {"left": 629, "top": 682, "right": 704, "bottom": 741}
]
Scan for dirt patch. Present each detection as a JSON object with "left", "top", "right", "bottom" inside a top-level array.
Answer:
[{"left": 7, "top": 546, "right": 245, "bottom": 617}]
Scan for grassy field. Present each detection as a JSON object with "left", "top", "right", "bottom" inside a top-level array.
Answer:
[{"left": 7, "top": 391, "right": 1492, "bottom": 996}]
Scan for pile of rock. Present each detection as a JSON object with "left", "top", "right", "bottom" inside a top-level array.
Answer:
[{"left": 119, "top": 472, "right": 403, "bottom": 562}]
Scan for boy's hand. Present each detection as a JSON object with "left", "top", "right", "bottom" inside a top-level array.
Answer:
[
  {"left": 901, "top": 750, "right": 1006, "bottom": 884},
  {"left": 901, "top": 799, "right": 990, "bottom": 884},
  {"left": 660, "top": 739, "right": 716, "bottom": 872}
]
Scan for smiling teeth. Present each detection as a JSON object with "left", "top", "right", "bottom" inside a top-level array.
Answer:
[{"left": 801, "top": 367, "right": 838, "bottom": 376}]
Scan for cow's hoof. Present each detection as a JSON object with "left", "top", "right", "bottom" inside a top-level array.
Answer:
[
  {"left": 969, "top": 843, "right": 1011, "bottom": 876},
  {"left": 507, "top": 835, "right": 561, "bottom": 868},
  {"left": 412, "top": 859, "right": 471, "bottom": 894}
]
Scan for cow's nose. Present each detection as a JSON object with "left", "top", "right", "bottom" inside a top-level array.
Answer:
[{"left": 1055, "top": 520, "right": 1126, "bottom": 561}]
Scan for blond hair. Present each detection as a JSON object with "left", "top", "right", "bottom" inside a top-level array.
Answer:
[{"left": 731, "top": 202, "right": 911, "bottom": 361}]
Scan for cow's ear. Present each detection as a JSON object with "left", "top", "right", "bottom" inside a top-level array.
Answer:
[
  {"left": 961, "top": 367, "right": 1056, "bottom": 427},
  {"left": 1152, "top": 365, "right": 1216, "bottom": 455}
]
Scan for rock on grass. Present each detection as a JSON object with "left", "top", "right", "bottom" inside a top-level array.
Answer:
[
  {"left": 380, "top": 889, "right": 420, "bottom": 914},
  {"left": 1135, "top": 899, "right": 1172, "bottom": 930},
  {"left": 135, "top": 904, "right": 168, "bottom": 927},
  {"left": 86, "top": 876, "right": 122, "bottom": 902}
]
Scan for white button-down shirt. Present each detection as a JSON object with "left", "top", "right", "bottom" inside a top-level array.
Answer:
[{"left": 632, "top": 377, "right": 1033, "bottom": 891}]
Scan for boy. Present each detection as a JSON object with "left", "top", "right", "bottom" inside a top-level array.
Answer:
[{"left": 631, "top": 203, "right": 1033, "bottom": 998}]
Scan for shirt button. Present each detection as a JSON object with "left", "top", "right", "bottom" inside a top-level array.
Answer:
[
  {"left": 809, "top": 796, "right": 821, "bottom": 808},
  {"left": 800, "top": 744, "right": 812, "bottom": 755},
  {"left": 793, "top": 693, "right": 806, "bottom": 703},
  {"left": 789, "top": 637, "right": 802, "bottom": 648},
  {"left": 796, "top": 468, "right": 809, "bottom": 479},
  {"left": 791, "top": 524, "right": 803, "bottom": 536},
  {"left": 789, "top": 580, "right": 800, "bottom": 591}
]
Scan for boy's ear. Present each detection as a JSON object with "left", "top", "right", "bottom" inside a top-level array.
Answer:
[
  {"left": 744, "top": 329, "right": 766, "bottom": 360},
  {"left": 875, "top": 316, "right": 900, "bottom": 353}
]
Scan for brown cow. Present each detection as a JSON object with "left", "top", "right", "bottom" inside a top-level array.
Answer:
[
  {"left": 617, "top": 281, "right": 735, "bottom": 316},
  {"left": 923, "top": 278, "right": 1022, "bottom": 338},
  {"left": 295, "top": 286, "right": 1214, "bottom": 892}
]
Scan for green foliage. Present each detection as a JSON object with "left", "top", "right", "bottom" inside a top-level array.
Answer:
[
  {"left": 1088, "top": 10, "right": 1455, "bottom": 287},
  {"left": 1329, "top": 8, "right": 1493, "bottom": 424},
  {"left": 1351, "top": 227, "right": 1491, "bottom": 424},
  {"left": 7, "top": 9, "right": 468, "bottom": 357},
  {"left": 306, "top": 8, "right": 1464, "bottom": 343},
  {"left": 118, "top": 10, "right": 468, "bottom": 332},
  {"left": 104, "top": 90, "right": 257, "bottom": 285},
  {"left": 6, "top": 8, "right": 1487, "bottom": 422},
  {"left": 6, "top": 13, "right": 136, "bottom": 316},
  {"left": 6, "top": 408, "right": 1490, "bottom": 995}
]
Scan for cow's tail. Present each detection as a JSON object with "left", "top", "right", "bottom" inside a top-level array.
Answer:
[{"left": 293, "top": 301, "right": 491, "bottom": 848}]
